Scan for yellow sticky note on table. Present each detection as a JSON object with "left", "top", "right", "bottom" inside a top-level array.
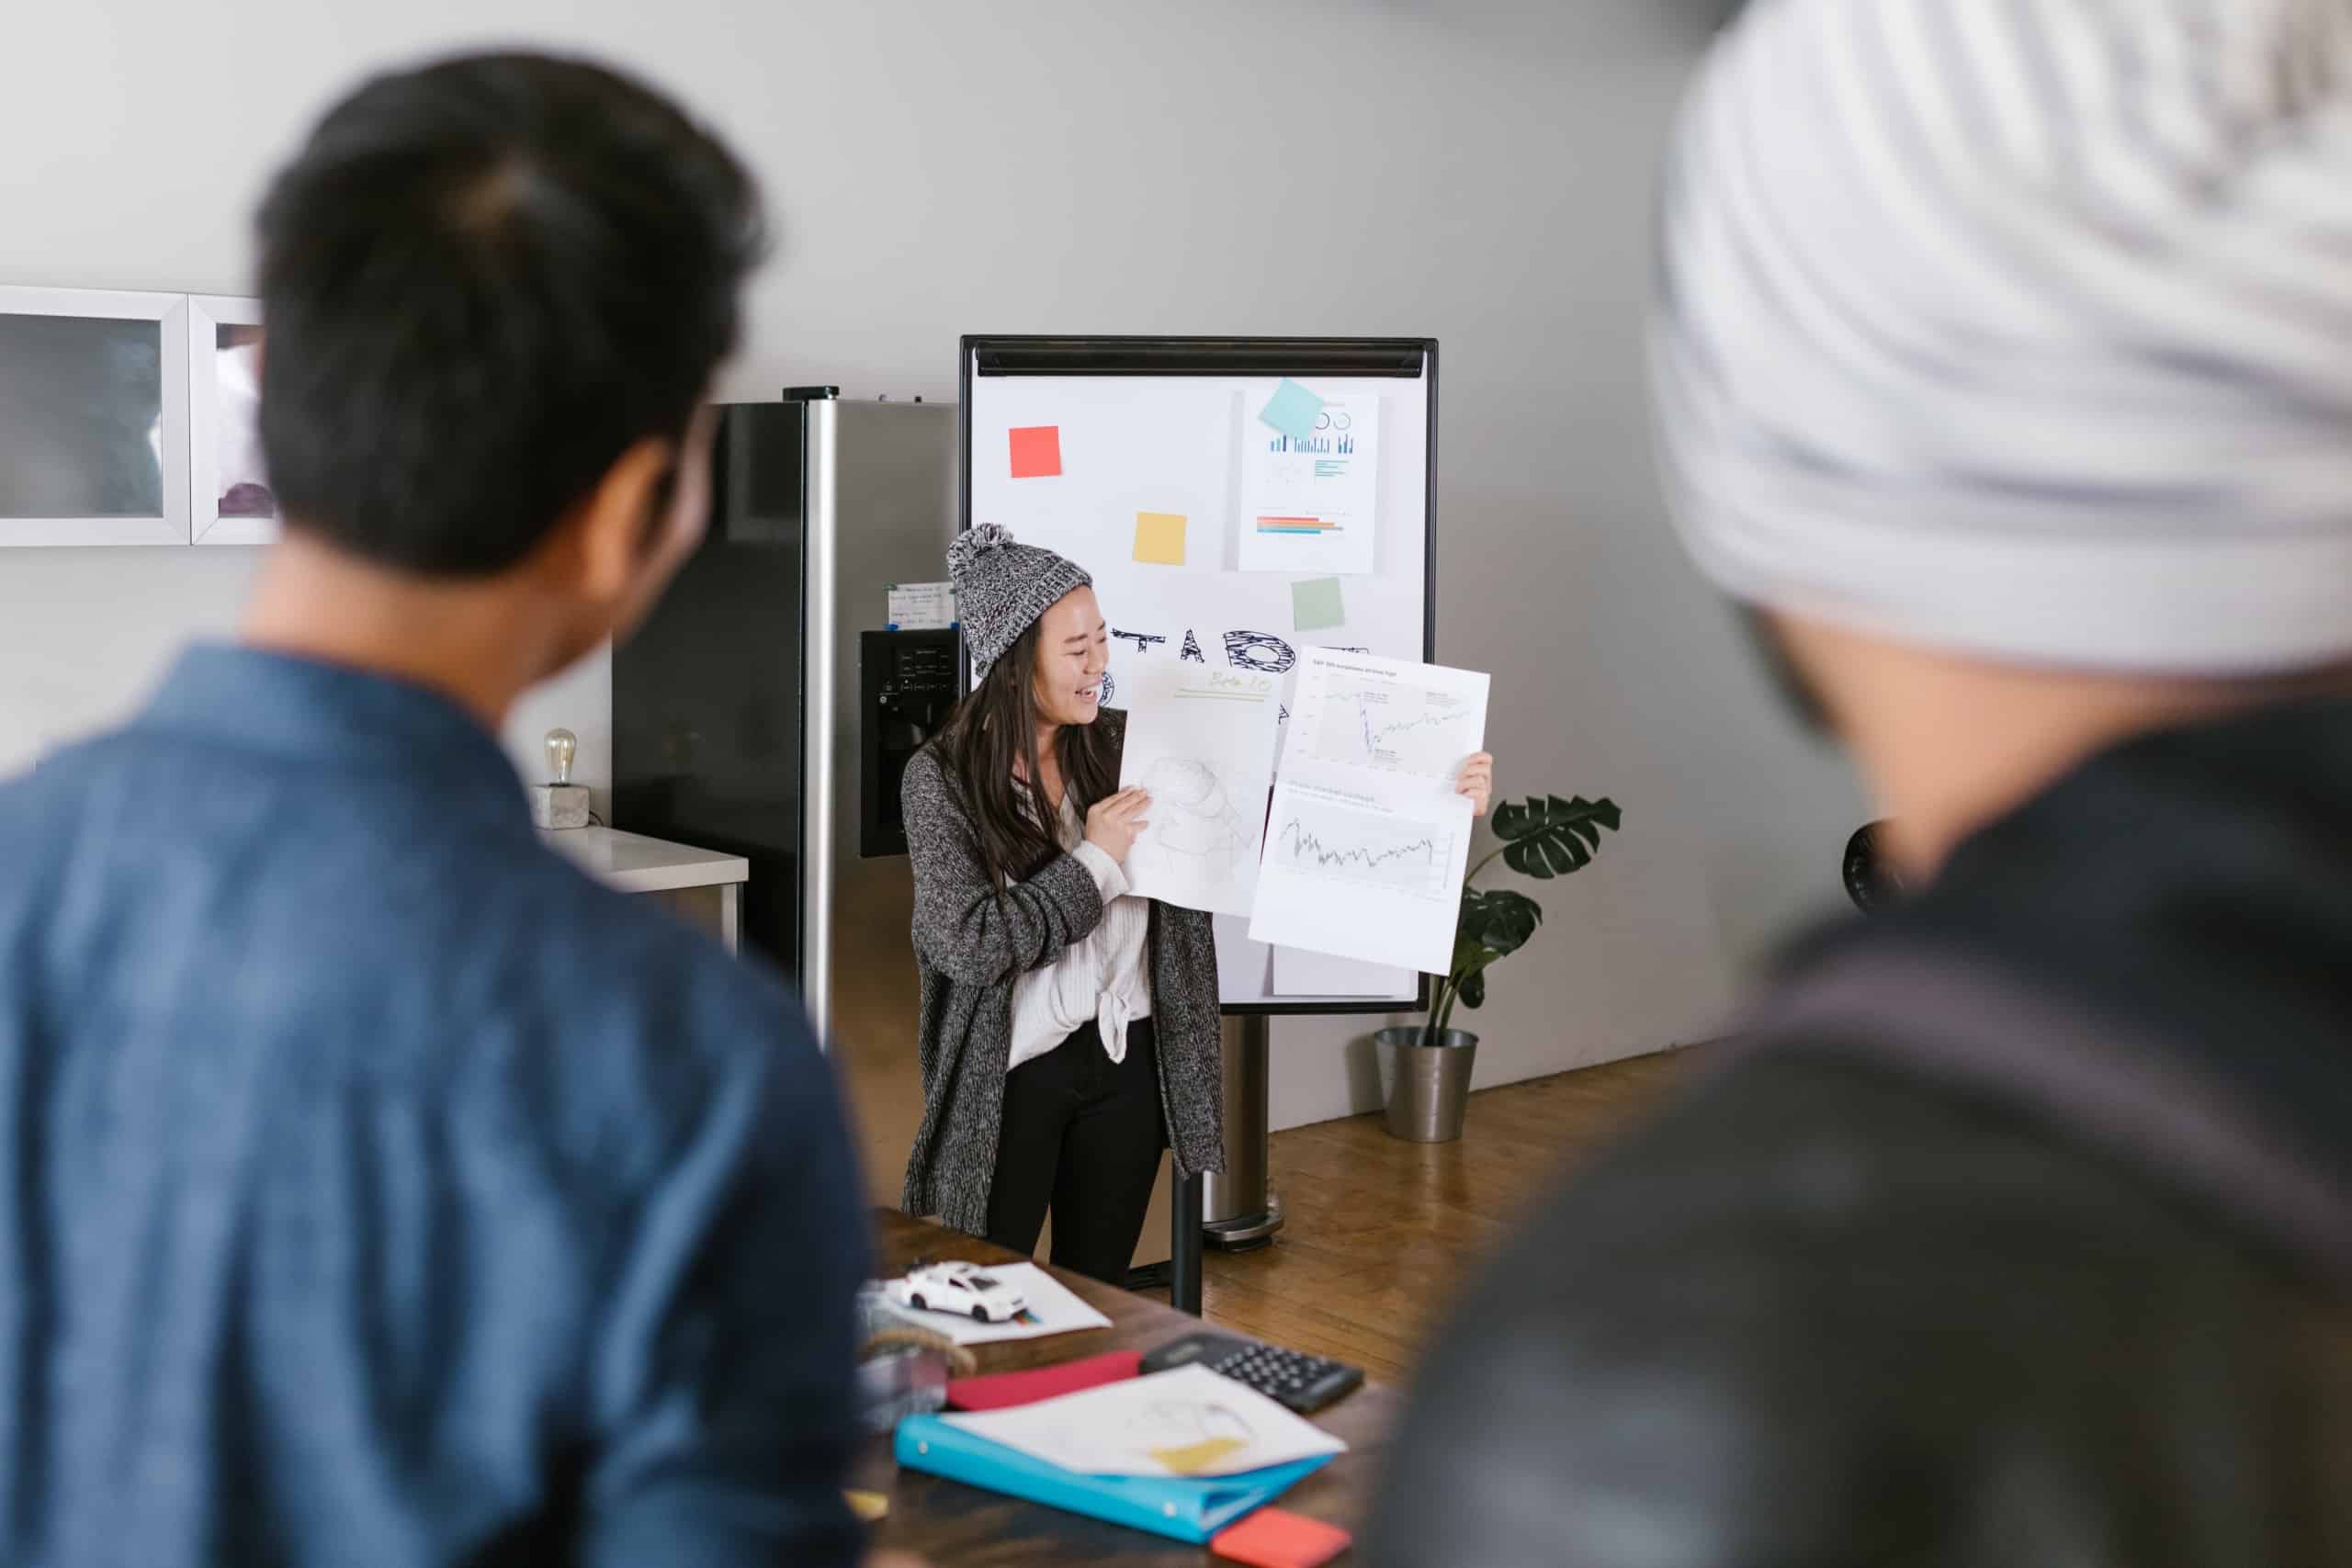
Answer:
[{"left": 1134, "top": 511, "right": 1187, "bottom": 566}]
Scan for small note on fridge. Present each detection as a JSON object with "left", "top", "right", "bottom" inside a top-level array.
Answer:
[
  {"left": 944, "top": 1365, "right": 1348, "bottom": 1478},
  {"left": 887, "top": 581, "right": 956, "bottom": 630},
  {"left": 1271, "top": 945, "right": 1413, "bottom": 998},
  {"left": 1239, "top": 395, "right": 1380, "bottom": 577},
  {"left": 1249, "top": 649, "right": 1490, "bottom": 975},
  {"left": 1118, "top": 662, "right": 1283, "bottom": 917}
]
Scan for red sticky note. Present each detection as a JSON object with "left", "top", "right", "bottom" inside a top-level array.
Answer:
[
  {"left": 1009, "top": 425, "right": 1062, "bottom": 479},
  {"left": 945, "top": 1349, "right": 1141, "bottom": 1411},
  {"left": 1212, "top": 1507, "right": 1352, "bottom": 1568}
]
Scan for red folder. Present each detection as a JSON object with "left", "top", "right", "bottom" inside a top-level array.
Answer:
[{"left": 944, "top": 1349, "right": 1143, "bottom": 1412}]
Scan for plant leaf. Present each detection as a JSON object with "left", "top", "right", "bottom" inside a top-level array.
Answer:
[
  {"left": 1493, "top": 795, "right": 1620, "bottom": 884},
  {"left": 1460, "top": 969, "right": 1487, "bottom": 1010}
]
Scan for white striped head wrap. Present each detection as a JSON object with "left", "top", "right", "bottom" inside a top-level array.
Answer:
[{"left": 1653, "top": 0, "right": 2352, "bottom": 672}]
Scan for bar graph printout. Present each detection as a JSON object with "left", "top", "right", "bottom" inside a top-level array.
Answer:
[
  {"left": 1249, "top": 648, "right": 1489, "bottom": 973},
  {"left": 1238, "top": 393, "right": 1381, "bottom": 576}
]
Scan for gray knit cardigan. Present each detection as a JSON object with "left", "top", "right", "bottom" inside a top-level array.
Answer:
[{"left": 899, "top": 707, "right": 1226, "bottom": 1235}]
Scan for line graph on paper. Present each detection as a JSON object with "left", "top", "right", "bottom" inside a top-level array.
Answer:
[
  {"left": 1271, "top": 802, "right": 1456, "bottom": 901},
  {"left": 1310, "top": 683, "right": 1480, "bottom": 775}
]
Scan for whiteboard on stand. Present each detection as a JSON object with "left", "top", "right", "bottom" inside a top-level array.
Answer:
[{"left": 961, "top": 336, "right": 1438, "bottom": 1013}]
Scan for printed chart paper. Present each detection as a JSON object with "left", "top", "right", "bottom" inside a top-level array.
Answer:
[
  {"left": 944, "top": 1364, "right": 1349, "bottom": 1478},
  {"left": 1248, "top": 649, "right": 1488, "bottom": 974},
  {"left": 1238, "top": 395, "right": 1380, "bottom": 577},
  {"left": 1117, "top": 663, "right": 1283, "bottom": 916}
]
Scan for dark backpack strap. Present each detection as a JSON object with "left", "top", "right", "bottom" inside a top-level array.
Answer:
[{"left": 1736, "top": 944, "right": 2352, "bottom": 1292}]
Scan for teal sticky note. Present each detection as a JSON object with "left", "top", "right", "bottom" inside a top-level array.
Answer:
[
  {"left": 1259, "top": 378, "right": 1326, "bottom": 444},
  {"left": 1292, "top": 576, "right": 1346, "bottom": 632}
]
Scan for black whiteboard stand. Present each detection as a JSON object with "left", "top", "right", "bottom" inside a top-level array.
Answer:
[
  {"left": 1171, "top": 1170, "right": 1205, "bottom": 1316},
  {"left": 1204, "top": 1017, "right": 1283, "bottom": 1251}
]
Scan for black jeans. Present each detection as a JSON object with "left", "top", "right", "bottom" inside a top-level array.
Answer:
[{"left": 984, "top": 1018, "right": 1166, "bottom": 1286}]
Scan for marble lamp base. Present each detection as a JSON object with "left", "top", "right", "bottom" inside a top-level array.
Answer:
[{"left": 530, "top": 783, "right": 592, "bottom": 830}]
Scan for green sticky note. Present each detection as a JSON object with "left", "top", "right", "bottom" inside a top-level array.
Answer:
[
  {"left": 1292, "top": 576, "right": 1345, "bottom": 631},
  {"left": 1259, "top": 378, "right": 1325, "bottom": 443},
  {"left": 1134, "top": 511, "right": 1187, "bottom": 566}
]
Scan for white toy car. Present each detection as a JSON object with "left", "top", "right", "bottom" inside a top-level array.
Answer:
[{"left": 888, "top": 1261, "right": 1029, "bottom": 1324}]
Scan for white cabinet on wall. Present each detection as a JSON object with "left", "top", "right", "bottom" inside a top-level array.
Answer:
[
  {"left": 187, "top": 294, "right": 276, "bottom": 546},
  {"left": 0, "top": 286, "right": 190, "bottom": 546},
  {"left": 0, "top": 284, "right": 276, "bottom": 548}
]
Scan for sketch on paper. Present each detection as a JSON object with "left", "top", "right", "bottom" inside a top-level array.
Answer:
[
  {"left": 1115, "top": 663, "right": 1283, "bottom": 917},
  {"left": 1130, "top": 757, "right": 1260, "bottom": 881}
]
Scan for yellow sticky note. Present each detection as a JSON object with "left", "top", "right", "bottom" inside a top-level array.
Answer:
[{"left": 1134, "top": 511, "right": 1187, "bottom": 566}]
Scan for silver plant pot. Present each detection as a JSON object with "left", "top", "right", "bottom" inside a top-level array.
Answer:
[{"left": 1376, "top": 1026, "right": 1480, "bottom": 1143}]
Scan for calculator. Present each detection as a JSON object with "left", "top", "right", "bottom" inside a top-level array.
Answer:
[{"left": 1140, "top": 1330, "right": 1364, "bottom": 1415}]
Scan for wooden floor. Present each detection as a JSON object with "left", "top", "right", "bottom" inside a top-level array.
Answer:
[{"left": 1194, "top": 1050, "right": 1694, "bottom": 1382}]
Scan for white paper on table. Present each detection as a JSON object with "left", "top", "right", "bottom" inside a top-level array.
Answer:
[
  {"left": 1115, "top": 662, "right": 1283, "bottom": 917},
  {"left": 874, "top": 1261, "right": 1112, "bottom": 1346},
  {"left": 1271, "top": 944, "right": 1416, "bottom": 998},
  {"left": 943, "top": 1364, "right": 1349, "bottom": 1477},
  {"left": 1236, "top": 394, "right": 1380, "bottom": 576},
  {"left": 1248, "top": 648, "right": 1489, "bottom": 975}
]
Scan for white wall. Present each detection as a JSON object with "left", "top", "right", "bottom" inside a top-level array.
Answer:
[
  {"left": 0, "top": 0, "right": 1868, "bottom": 1129},
  {"left": 0, "top": 547, "right": 613, "bottom": 818}
]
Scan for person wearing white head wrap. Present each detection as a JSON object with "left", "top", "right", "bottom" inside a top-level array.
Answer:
[
  {"left": 1656, "top": 0, "right": 2352, "bottom": 673},
  {"left": 1363, "top": 6, "right": 2352, "bottom": 1566}
]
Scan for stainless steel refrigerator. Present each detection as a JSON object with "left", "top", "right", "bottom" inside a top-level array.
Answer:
[{"left": 613, "top": 390, "right": 959, "bottom": 1209}]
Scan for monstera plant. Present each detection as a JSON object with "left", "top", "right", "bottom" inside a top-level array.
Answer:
[{"left": 1425, "top": 795, "right": 1623, "bottom": 1041}]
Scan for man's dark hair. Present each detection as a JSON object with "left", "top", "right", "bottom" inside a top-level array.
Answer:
[{"left": 254, "top": 52, "right": 765, "bottom": 576}]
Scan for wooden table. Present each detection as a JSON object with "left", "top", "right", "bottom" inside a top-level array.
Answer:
[{"left": 870, "top": 1209, "right": 1399, "bottom": 1565}]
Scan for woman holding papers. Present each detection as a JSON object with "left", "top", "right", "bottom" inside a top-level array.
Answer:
[{"left": 899, "top": 525, "right": 1492, "bottom": 1282}]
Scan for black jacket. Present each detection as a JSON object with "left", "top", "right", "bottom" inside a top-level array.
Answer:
[{"left": 1367, "top": 700, "right": 2352, "bottom": 1567}]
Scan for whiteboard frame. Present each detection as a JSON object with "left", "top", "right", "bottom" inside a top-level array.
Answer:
[{"left": 960, "top": 334, "right": 1440, "bottom": 1017}]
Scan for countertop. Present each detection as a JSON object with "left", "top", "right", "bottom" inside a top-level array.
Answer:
[{"left": 538, "top": 826, "right": 749, "bottom": 894}]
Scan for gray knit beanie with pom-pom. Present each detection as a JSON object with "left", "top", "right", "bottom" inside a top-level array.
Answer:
[{"left": 947, "top": 525, "right": 1092, "bottom": 681}]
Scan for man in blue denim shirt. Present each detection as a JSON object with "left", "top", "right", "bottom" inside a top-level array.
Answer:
[{"left": 0, "top": 55, "right": 871, "bottom": 1566}]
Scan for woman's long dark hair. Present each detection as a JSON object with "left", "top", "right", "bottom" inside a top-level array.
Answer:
[{"left": 935, "top": 617, "right": 1119, "bottom": 892}]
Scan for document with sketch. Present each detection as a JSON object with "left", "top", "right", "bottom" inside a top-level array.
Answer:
[
  {"left": 1115, "top": 661, "right": 1284, "bottom": 917},
  {"left": 1247, "top": 648, "right": 1489, "bottom": 974}
]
